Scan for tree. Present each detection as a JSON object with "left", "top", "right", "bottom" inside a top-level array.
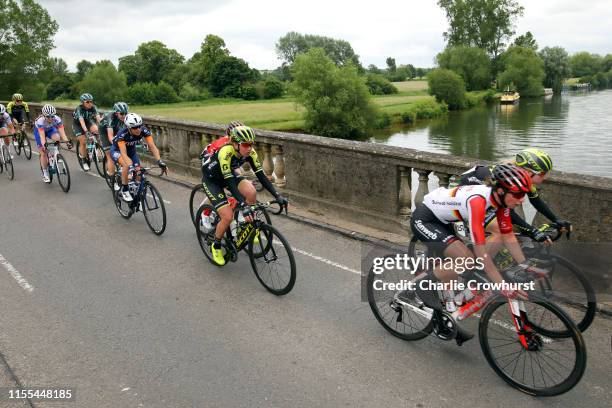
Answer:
[
  {"left": 207, "top": 56, "right": 255, "bottom": 97},
  {"left": 438, "top": 0, "right": 524, "bottom": 60},
  {"left": 513, "top": 31, "right": 537, "bottom": 51},
  {"left": 497, "top": 46, "right": 544, "bottom": 97},
  {"left": 436, "top": 46, "right": 492, "bottom": 90},
  {"left": 539, "top": 46, "right": 571, "bottom": 93},
  {"left": 290, "top": 48, "right": 376, "bottom": 138},
  {"left": 366, "top": 74, "right": 398, "bottom": 95},
  {"left": 188, "top": 34, "right": 230, "bottom": 88},
  {"left": 118, "top": 40, "right": 184, "bottom": 85},
  {"left": 570, "top": 52, "right": 602, "bottom": 78},
  {"left": 76, "top": 60, "right": 94, "bottom": 81},
  {"left": 79, "top": 62, "right": 128, "bottom": 107},
  {"left": 46, "top": 75, "right": 75, "bottom": 100},
  {"left": 276, "top": 32, "right": 362, "bottom": 69},
  {"left": 0, "top": 0, "right": 58, "bottom": 97},
  {"left": 386, "top": 57, "right": 397, "bottom": 72},
  {"left": 367, "top": 64, "right": 382, "bottom": 74},
  {"left": 427, "top": 68, "right": 466, "bottom": 110}
]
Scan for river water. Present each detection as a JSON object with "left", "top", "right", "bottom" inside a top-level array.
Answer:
[{"left": 369, "top": 90, "right": 612, "bottom": 178}]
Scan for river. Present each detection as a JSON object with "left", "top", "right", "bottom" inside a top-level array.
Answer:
[{"left": 369, "top": 90, "right": 612, "bottom": 178}]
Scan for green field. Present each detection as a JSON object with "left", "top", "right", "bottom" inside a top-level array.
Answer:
[{"left": 49, "top": 84, "right": 433, "bottom": 131}]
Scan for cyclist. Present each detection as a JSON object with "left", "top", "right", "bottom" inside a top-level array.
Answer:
[
  {"left": 72, "top": 93, "right": 100, "bottom": 171},
  {"left": 411, "top": 164, "right": 533, "bottom": 345},
  {"left": 459, "top": 148, "right": 571, "bottom": 243},
  {"left": 110, "top": 113, "right": 166, "bottom": 202},
  {"left": 6, "top": 93, "right": 31, "bottom": 137},
  {"left": 0, "top": 104, "right": 17, "bottom": 158},
  {"left": 99, "top": 102, "right": 129, "bottom": 190},
  {"left": 34, "top": 104, "right": 72, "bottom": 183},
  {"left": 201, "top": 124, "right": 288, "bottom": 266}
]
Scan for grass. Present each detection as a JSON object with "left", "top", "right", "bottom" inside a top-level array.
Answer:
[{"left": 48, "top": 88, "right": 434, "bottom": 132}]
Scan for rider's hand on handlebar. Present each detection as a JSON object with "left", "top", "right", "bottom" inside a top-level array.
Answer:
[
  {"left": 157, "top": 159, "right": 167, "bottom": 174},
  {"left": 529, "top": 227, "right": 552, "bottom": 245},
  {"left": 555, "top": 219, "right": 572, "bottom": 233},
  {"left": 66, "top": 141, "right": 73, "bottom": 150}
]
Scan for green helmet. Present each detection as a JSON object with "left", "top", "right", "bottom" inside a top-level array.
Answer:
[
  {"left": 80, "top": 93, "right": 94, "bottom": 102},
  {"left": 12, "top": 93, "right": 23, "bottom": 101},
  {"left": 515, "top": 148, "right": 553, "bottom": 174},
  {"left": 230, "top": 125, "right": 256, "bottom": 143},
  {"left": 112, "top": 101, "right": 129, "bottom": 114},
  {"left": 225, "top": 120, "right": 244, "bottom": 136}
]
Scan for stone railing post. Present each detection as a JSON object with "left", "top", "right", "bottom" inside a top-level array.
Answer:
[
  {"left": 436, "top": 172, "right": 451, "bottom": 189},
  {"left": 414, "top": 169, "right": 431, "bottom": 205},
  {"left": 274, "top": 144, "right": 286, "bottom": 187},
  {"left": 262, "top": 142, "right": 274, "bottom": 182},
  {"left": 398, "top": 166, "right": 412, "bottom": 219}
]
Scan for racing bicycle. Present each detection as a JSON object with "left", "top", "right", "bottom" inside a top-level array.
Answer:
[
  {"left": 76, "top": 131, "right": 105, "bottom": 176},
  {"left": 11, "top": 123, "right": 32, "bottom": 160},
  {"left": 0, "top": 137, "right": 14, "bottom": 180},
  {"left": 41, "top": 141, "right": 71, "bottom": 192}
]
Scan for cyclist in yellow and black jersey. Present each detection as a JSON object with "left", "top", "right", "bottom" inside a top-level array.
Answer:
[
  {"left": 201, "top": 124, "right": 287, "bottom": 265},
  {"left": 459, "top": 148, "right": 571, "bottom": 242},
  {"left": 6, "top": 93, "right": 31, "bottom": 131}
]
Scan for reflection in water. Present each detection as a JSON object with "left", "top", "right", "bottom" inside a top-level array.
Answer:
[{"left": 369, "top": 90, "right": 612, "bottom": 178}]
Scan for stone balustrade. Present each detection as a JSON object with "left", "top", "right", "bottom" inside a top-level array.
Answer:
[{"left": 21, "top": 103, "right": 612, "bottom": 241}]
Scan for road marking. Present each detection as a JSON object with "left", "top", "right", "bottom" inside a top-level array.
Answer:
[
  {"left": 0, "top": 253, "right": 34, "bottom": 292},
  {"left": 282, "top": 244, "right": 361, "bottom": 275}
]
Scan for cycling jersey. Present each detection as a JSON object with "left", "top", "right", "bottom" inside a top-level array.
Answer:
[
  {"left": 202, "top": 144, "right": 263, "bottom": 182},
  {"left": 459, "top": 164, "right": 560, "bottom": 231},
  {"left": 6, "top": 101, "right": 30, "bottom": 123},
  {"left": 72, "top": 104, "right": 99, "bottom": 135},
  {"left": 422, "top": 185, "right": 512, "bottom": 245},
  {"left": 33, "top": 115, "right": 64, "bottom": 146},
  {"left": 0, "top": 112, "right": 12, "bottom": 128},
  {"left": 99, "top": 112, "right": 125, "bottom": 148},
  {"left": 110, "top": 126, "right": 152, "bottom": 155}
]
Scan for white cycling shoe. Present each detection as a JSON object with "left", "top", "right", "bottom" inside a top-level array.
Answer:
[
  {"left": 42, "top": 171, "right": 51, "bottom": 183},
  {"left": 121, "top": 190, "right": 133, "bottom": 202}
]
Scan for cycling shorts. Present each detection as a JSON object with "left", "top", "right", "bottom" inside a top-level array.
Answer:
[
  {"left": 110, "top": 149, "right": 140, "bottom": 168},
  {"left": 201, "top": 174, "right": 247, "bottom": 211},
  {"left": 33, "top": 127, "right": 59, "bottom": 147},
  {"left": 410, "top": 204, "right": 459, "bottom": 256},
  {"left": 72, "top": 119, "right": 95, "bottom": 137}
]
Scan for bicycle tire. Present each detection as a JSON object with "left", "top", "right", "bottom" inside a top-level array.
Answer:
[
  {"left": 114, "top": 187, "right": 134, "bottom": 219},
  {"left": 102, "top": 154, "right": 114, "bottom": 190},
  {"left": 189, "top": 184, "right": 206, "bottom": 227},
  {"left": 22, "top": 133, "right": 32, "bottom": 160},
  {"left": 479, "top": 294, "right": 586, "bottom": 396},
  {"left": 142, "top": 181, "right": 167, "bottom": 235},
  {"left": 56, "top": 154, "right": 70, "bottom": 192},
  {"left": 195, "top": 203, "right": 232, "bottom": 266},
  {"left": 75, "top": 140, "right": 87, "bottom": 171},
  {"left": 248, "top": 223, "right": 296, "bottom": 295},
  {"left": 93, "top": 142, "right": 105, "bottom": 177},
  {"left": 1, "top": 145, "right": 14, "bottom": 180},
  {"left": 366, "top": 254, "right": 433, "bottom": 340},
  {"left": 12, "top": 135, "right": 21, "bottom": 156}
]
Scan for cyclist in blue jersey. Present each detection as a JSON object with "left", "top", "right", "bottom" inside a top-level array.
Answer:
[
  {"left": 34, "top": 105, "right": 72, "bottom": 183},
  {"left": 110, "top": 113, "right": 166, "bottom": 202}
]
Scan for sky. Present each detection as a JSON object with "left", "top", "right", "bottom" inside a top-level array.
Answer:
[{"left": 39, "top": 0, "right": 612, "bottom": 71}]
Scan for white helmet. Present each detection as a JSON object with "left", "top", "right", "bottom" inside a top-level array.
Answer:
[
  {"left": 42, "top": 104, "right": 56, "bottom": 116},
  {"left": 124, "top": 112, "right": 143, "bottom": 128},
  {"left": 0, "top": 104, "right": 5, "bottom": 114}
]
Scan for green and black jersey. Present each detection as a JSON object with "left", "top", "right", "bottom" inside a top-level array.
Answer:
[
  {"left": 72, "top": 104, "right": 99, "bottom": 135},
  {"left": 98, "top": 111, "right": 125, "bottom": 147}
]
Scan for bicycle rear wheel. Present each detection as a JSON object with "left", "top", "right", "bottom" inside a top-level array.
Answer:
[
  {"left": 142, "top": 181, "right": 166, "bottom": 235},
  {"left": 1, "top": 145, "right": 14, "bottom": 180},
  {"left": 22, "top": 133, "right": 32, "bottom": 160},
  {"left": 479, "top": 294, "right": 586, "bottom": 396},
  {"left": 189, "top": 184, "right": 206, "bottom": 227},
  {"left": 56, "top": 153, "right": 70, "bottom": 192},
  {"left": 12, "top": 135, "right": 21, "bottom": 156},
  {"left": 195, "top": 203, "right": 232, "bottom": 266},
  {"left": 248, "top": 223, "right": 296, "bottom": 295},
  {"left": 367, "top": 254, "right": 433, "bottom": 340},
  {"left": 93, "top": 143, "right": 105, "bottom": 177}
]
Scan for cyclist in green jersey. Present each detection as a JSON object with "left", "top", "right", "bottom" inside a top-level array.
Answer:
[
  {"left": 72, "top": 93, "right": 101, "bottom": 171},
  {"left": 99, "top": 102, "right": 129, "bottom": 190}
]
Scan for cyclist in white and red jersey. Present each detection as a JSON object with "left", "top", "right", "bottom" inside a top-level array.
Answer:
[{"left": 410, "top": 164, "right": 534, "bottom": 345}]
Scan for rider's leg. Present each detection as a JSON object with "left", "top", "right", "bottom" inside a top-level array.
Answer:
[
  {"left": 237, "top": 178, "right": 257, "bottom": 204},
  {"left": 0, "top": 127, "right": 10, "bottom": 146}
]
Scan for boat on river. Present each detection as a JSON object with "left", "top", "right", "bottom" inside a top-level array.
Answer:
[{"left": 501, "top": 88, "right": 520, "bottom": 104}]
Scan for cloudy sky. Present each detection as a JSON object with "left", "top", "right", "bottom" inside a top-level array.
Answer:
[{"left": 39, "top": 0, "right": 612, "bottom": 71}]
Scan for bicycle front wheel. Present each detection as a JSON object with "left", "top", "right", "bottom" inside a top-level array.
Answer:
[
  {"left": 142, "top": 181, "right": 166, "bottom": 235},
  {"left": 189, "top": 184, "right": 206, "bottom": 227},
  {"left": 248, "top": 223, "right": 296, "bottom": 295},
  {"left": 1, "top": 145, "right": 14, "bottom": 180},
  {"left": 479, "top": 295, "right": 587, "bottom": 396},
  {"left": 102, "top": 154, "right": 114, "bottom": 190},
  {"left": 93, "top": 143, "right": 105, "bottom": 177},
  {"left": 56, "top": 154, "right": 70, "bottom": 192},
  {"left": 12, "top": 135, "right": 21, "bottom": 156},
  {"left": 22, "top": 133, "right": 32, "bottom": 160}
]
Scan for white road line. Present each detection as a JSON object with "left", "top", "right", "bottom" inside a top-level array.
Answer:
[
  {"left": 0, "top": 253, "right": 34, "bottom": 292},
  {"left": 288, "top": 245, "right": 361, "bottom": 275}
]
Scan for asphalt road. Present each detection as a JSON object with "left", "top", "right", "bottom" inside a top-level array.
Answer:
[{"left": 1, "top": 151, "right": 611, "bottom": 408}]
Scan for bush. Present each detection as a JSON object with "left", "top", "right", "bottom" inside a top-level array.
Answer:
[
  {"left": 152, "top": 81, "right": 179, "bottom": 103},
  {"left": 427, "top": 68, "right": 466, "bottom": 110},
  {"left": 127, "top": 82, "right": 156, "bottom": 105},
  {"left": 365, "top": 74, "right": 398, "bottom": 95},
  {"left": 21, "top": 81, "right": 46, "bottom": 102},
  {"left": 79, "top": 63, "right": 128, "bottom": 106},
  {"left": 239, "top": 83, "right": 259, "bottom": 100},
  {"left": 46, "top": 75, "right": 75, "bottom": 100},
  {"left": 373, "top": 112, "right": 391, "bottom": 128},
  {"left": 291, "top": 48, "right": 377, "bottom": 138},
  {"left": 262, "top": 77, "right": 285, "bottom": 99},
  {"left": 179, "top": 83, "right": 209, "bottom": 101}
]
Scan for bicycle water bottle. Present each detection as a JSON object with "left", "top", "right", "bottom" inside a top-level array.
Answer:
[
  {"left": 443, "top": 290, "right": 457, "bottom": 312},
  {"left": 230, "top": 219, "right": 238, "bottom": 238}
]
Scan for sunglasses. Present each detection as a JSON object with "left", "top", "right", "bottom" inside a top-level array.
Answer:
[
  {"left": 15, "top": 100, "right": 23, "bottom": 103},
  {"left": 83, "top": 100, "right": 93, "bottom": 104},
  {"left": 239, "top": 142, "right": 254, "bottom": 148},
  {"left": 130, "top": 125, "right": 143, "bottom": 130},
  {"left": 44, "top": 115, "right": 54, "bottom": 118},
  {"left": 510, "top": 192, "right": 526, "bottom": 199}
]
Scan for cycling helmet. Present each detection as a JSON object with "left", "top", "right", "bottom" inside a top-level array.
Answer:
[
  {"left": 230, "top": 125, "right": 256, "bottom": 143},
  {"left": 492, "top": 164, "right": 533, "bottom": 194},
  {"left": 225, "top": 120, "right": 244, "bottom": 136},
  {"left": 515, "top": 148, "right": 553, "bottom": 174},
  {"left": 124, "top": 112, "right": 143, "bottom": 128},
  {"left": 80, "top": 93, "right": 94, "bottom": 102},
  {"left": 41, "top": 104, "right": 57, "bottom": 117},
  {"left": 0, "top": 104, "right": 6, "bottom": 114},
  {"left": 12, "top": 93, "right": 23, "bottom": 101},
  {"left": 112, "top": 101, "right": 129, "bottom": 114}
]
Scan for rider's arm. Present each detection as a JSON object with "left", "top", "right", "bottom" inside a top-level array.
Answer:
[
  {"left": 528, "top": 191, "right": 560, "bottom": 223},
  {"left": 143, "top": 135, "right": 161, "bottom": 161},
  {"left": 106, "top": 128, "right": 114, "bottom": 144},
  {"left": 509, "top": 209, "right": 534, "bottom": 234},
  {"left": 468, "top": 196, "right": 506, "bottom": 284},
  {"left": 498, "top": 207, "right": 527, "bottom": 264},
  {"left": 24, "top": 102, "right": 30, "bottom": 121},
  {"left": 219, "top": 146, "right": 246, "bottom": 203},
  {"left": 248, "top": 150, "right": 279, "bottom": 198},
  {"left": 57, "top": 125, "right": 69, "bottom": 142}
]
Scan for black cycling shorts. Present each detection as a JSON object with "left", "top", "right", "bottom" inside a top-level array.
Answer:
[
  {"left": 202, "top": 175, "right": 247, "bottom": 211},
  {"left": 410, "top": 204, "right": 459, "bottom": 255}
]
